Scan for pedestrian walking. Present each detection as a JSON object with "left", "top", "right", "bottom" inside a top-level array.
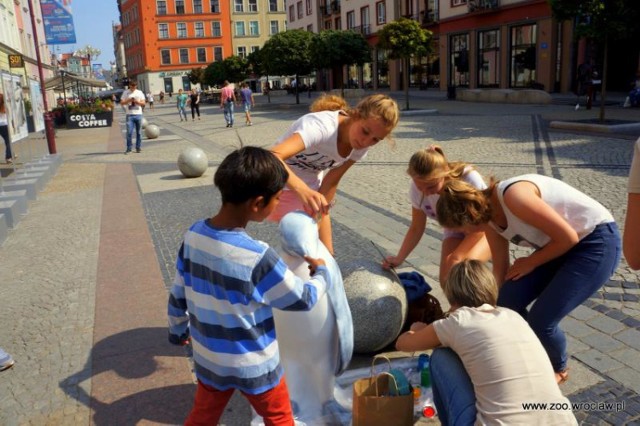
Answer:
[
  {"left": 383, "top": 145, "right": 490, "bottom": 286},
  {"left": 188, "top": 89, "right": 200, "bottom": 121},
  {"left": 159, "top": 91, "right": 165, "bottom": 104},
  {"left": 220, "top": 80, "right": 235, "bottom": 127},
  {"left": 146, "top": 92, "right": 154, "bottom": 111},
  {"left": 0, "top": 93, "right": 14, "bottom": 164},
  {"left": 436, "top": 174, "right": 621, "bottom": 384},
  {"left": 239, "top": 82, "right": 255, "bottom": 126},
  {"left": 119, "top": 81, "right": 146, "bottom": 154},
  {"left": 168, "top": 146, "right": 330, "bottom": 425},
  {"left": 176, "top": 89, "right": 188, "bottom": 122},
  {"left": 268, "top": 93, "right": 400, "bottom": 255}
]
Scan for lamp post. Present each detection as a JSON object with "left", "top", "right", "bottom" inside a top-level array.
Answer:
[
  {"left": 75, "top": 45, "right": 101, "bottom": 79},
  {"left": 26, "top": 0, "right": 56, "bottom": 154}
]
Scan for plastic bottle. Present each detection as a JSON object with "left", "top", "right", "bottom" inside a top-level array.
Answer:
[{"left": 420, "top": 386, "right": 437, "bottom": 418}]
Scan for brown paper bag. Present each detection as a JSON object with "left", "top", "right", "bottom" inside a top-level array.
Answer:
[{"left": 352, "top": 371, "right": 414, "bottom": 426}]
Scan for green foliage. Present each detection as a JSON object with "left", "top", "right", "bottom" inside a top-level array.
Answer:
[
  {"left": 377, "top": 18, "right": 433, "bottom": 60},
  {"left": 260, "top": 30, "right": 315, "bottom": 77},
  {"left": 203, "top": 56, "right": 249, "bottom": 86},
  {"left": 548, "top": 0, "right": 640, "bottom": 40},
  {"left": 187, "top": 67, "right": 206, "bottom": 85},
  {"left": 247, "top": 48, "right": 268, "bottom": 77},
  {"left": 311, "top": 30, "right": 371, "bottom": 70}
]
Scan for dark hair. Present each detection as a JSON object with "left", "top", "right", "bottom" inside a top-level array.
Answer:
[{"left": 214, "top": 146, "right": 288, "bottom": 204}]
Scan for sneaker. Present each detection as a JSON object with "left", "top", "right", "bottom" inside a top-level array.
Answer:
[
  {"left": 5, "top": 158, "right": 12, "bottom": 164},
  {"left": 226, "top": 123, "right": 230, "bottom": 128},
  {"left": 248, "top": 122, "right": 252, "bottom": 126},
  {"left": 0, "top": 348, "right": 14, "bottom": 372},
  {"left": 136, "top": 148, "right": 142, "bottom": 153},
  {"left": 124, "top": 150, "right": 131, "bottom": 155}
]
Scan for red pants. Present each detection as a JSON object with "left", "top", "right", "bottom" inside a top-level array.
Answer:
[{"left": 185, "top": 376, "right": 294, "bottom": 426}]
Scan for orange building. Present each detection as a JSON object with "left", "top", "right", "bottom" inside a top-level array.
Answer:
[{"left": 117, "top": 0, "right": 232, "bottom": 95}]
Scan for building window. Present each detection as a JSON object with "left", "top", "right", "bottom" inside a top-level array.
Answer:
[
  {"left": 177, "top": 23, "right": 187, "bottom": 38},
  {"left": 251, "top": 45, "right": 259, "bottom": 53},
  {"left": 179, "top": 48, "right": 189, "bottom": 63},
  {"left": 158, "top": 23, "right": 169, "bottom": 39},
  {"left": 297, "top": 1, "right": 303, "bottom": 19},
  {"left": 376, "top": 1, "right": 385, "bottom": 25},
  {"left": 324, "top": 20, "right": 332, "bottom": 30},
  {"left": 161, "top": 49, "right": 171, "bottom": 64},
  {"left": 211, "top": 21, "right": 221, "bottom": 36},
  {"left": 164, "top": 77, "right": 173, "bottom": 93},
  {"left": 346, "top": 11, "right": 355, "bottom": 30},
  {"left": 182, "top": 76, "right": 191, "bottom": 91},
  {"left": 194, "top": 0, "right": 202, "bottom": 13},
  {"left": 214, "top": 46, "right": 223, "bottom": 61},
  {"left": 249, "top": 21, "right": 259, "bottom": 36},
  {"left": 306, "top": 0, "right": 311, "bottom": 15},
  {"left": 510, "top": 24, "right": 537, "bottom": 88},
  {"left": 237, "top": 46, "right": 247, "bottom": 58},
  {"left": 197, "top": 47, "right": 207, "bottom": 62},
  {"left": 195, "top": 22, "right": 205, "bottom": 37},
  {"left": 210, "top": 0, "right": 220, "bottom": 13},
  {"left": 270, "top": 20, "right": 279, "bottom": 34},
  {"left": 176, "top": 0, "right": 185, "bottom": 14},
  {"left": 157, "top": 0, "right": 167, "bottom": 15},
  {"left": 452, "top": 0, "right": 466, "bottom": 5},
  {"left": 248, "top": 0, "right": 258, "bottom": 12},
  {"left": 478, "top": 29, "right": 500, "bottom": 87},
  {"left": 234, "top": 0, "right": 243, "bottom": 12},
  {"left": 269, "top": 0, "right": 278, "bottom": 12},
  {"left": 361, "top": 6, "right": 370, "bottom": 34},
  {"left": 450, "top": 33, "right": 469, "bottom": 87},
  {"left": 235, "top": 22, "right": 246, "bottom": 36},
  {"left": 289, "top": 5, "right": 295, "bottom": 21},
  {"left": 335, "top": 17, "right": 341, "bottom": 30}
]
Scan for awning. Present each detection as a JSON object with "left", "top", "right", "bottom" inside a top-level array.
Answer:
[{"left": 44, "top": 72, "right": 108, "bottom": 91}]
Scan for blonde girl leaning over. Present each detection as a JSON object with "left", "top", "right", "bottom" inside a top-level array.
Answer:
[
  {"left": 383, "top": 145, "right": 491, "bottom": 285},
  {"left": 269, "top": 94, "right": 400, "bottom": 255}
]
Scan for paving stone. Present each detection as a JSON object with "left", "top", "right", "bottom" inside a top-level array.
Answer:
[
  {"left": 586, "top": 315, "right": 626, "bottom": 335},
  {"left": 580, "top": 331, "right": 625, "bottom": 352},
  {"left": 607, "top": 368, "right": 640, "bottom": 394},
  {"left": 609, "top": 347, "right": 640, "bottom": 369},
  {"left": 574, "top": 349, "right": 625, "bottom": 373},
  {"left": 614, "top": 328, "right": 640, "bottom": 351},
  {"left": 570, "top": 305, "right": 600, "bottom": 321},
  {"left": 562, "top": 316, "right": 598, "bottom": 338}
]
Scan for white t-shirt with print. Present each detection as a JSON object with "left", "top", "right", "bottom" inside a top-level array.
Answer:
[
  {"left": 121, "top": 89, "right": 145, "bottom": 115},
  {"left": 409, "top": 168, "right": 486, "bottom": 238},
  {"left": 279, "top": 110, "right": 368, "bottom": 189}
]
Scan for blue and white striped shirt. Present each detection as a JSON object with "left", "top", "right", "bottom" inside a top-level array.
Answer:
[{"left": 168, "top": 219, "right": 329, "bottom": 394}]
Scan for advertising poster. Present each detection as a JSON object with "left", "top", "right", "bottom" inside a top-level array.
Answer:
[
  {"left": 40, "top": 0, "right": 77, "bottom": 45},
  {"left": 1, "top": 73, "right": 29, "bottom": 142},
  {"left": 92, "top": 64, "right": 105, "bottom": 80},
  {"left": 29, "top": 79, "right": 46, "bottom": 132}
]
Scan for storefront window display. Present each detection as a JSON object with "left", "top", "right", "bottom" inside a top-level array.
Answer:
[
  {"left": 478, "top": 29, "right": 500, "bottom": 87},
  {"left": 510, "top": 24, "right": 537, "bottom": 88},
  {"left": 450, "top": 33, "right": 469, "bottom": 87}
]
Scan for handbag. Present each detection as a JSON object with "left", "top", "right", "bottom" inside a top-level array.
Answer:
[{"left": 352, "top": 357, "right": 414, "bottom": 426}]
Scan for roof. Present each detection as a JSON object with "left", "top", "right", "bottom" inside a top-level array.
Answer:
[{"left": 44, "top": 73, "right": 108, "bottom": 91}]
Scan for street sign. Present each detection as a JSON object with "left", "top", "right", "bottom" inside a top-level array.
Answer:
[{"left": 8, "top": 55, "right": 24, "bottom": 68}]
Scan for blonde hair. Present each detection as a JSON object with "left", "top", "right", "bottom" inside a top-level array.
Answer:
[
  {"left": 310, "top": 94, "right": 349, "bottom": 113},
  {"left": 435, "top": 178, "right": 496, "bottom": 229},
  {"left": 444, "top": 259, "right": 498, "bottom": 308},
  {"left": 352, "top": 93, "right": 399, "bottom": 133},
  {"left": 408, "top": 145, "right": 470, "bottom": 180}
]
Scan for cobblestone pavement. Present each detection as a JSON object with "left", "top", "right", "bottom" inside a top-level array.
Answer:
[{"left": 0, "top": 90, "right": 638, "bottom": 425}]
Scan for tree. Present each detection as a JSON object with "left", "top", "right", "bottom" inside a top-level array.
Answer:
[
  {"left": 247, "top": 48, "right": 272, "bottom": 102},
  {"left": 377, "top": 18, "right": 433, "bottom": 110},
  {"left": 187, "top": 67, "right": 205, "bottom": 87},
  {"left": 261, "top": 30, "right": 315, "bottom": 104},
  {"left": 549, "top": 0, "right": 640, "bottom": 121},
  {"left": 311, "top": 30, "right": 372, "bottom": 95},
  {"left": 202, "top": 56, "right": 249, "bottom": 87}
]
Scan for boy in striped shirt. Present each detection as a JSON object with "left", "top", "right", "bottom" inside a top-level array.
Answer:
[{"left": 168, "top": 146, "right": 330, "bottom": 425}]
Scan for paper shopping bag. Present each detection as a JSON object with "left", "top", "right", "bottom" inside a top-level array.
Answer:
[{"left": 352, "top": 371, "right": 414, "bottom": 426}]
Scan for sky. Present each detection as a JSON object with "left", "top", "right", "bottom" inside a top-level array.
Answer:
[{"left": 56, "top": 0, "right": 120, "bottom": 67}]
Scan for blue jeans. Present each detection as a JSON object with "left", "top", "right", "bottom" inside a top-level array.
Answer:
[
  {"left": 430, "top": 348, "right": 477, "bottom": 425},
  {"left": 223, "top": 100, "right": 234, "bottom": 125},
  {"left": 126, "top": 114, "right": 143, "bottom": 151},
  {"left": 498, "top": 222, "right": 621, "bottom": 372},
  {"left": 178, "top": 105, "right": 187, "bottom": 120}
]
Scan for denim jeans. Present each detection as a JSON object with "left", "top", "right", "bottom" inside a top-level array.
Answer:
[
  {"left": 178, "top": 105, "right": 187, "bottom": 120},
  {"left": 498, "top": 222, "right": 621, "bottom": 372},
  {"left": 430, "top": 348, "right": 477, "bottom": 426},
  {"left": 223, "top": 100, "right": 234, "bottom": 125},
  {"left": 126, "top": 114, "right": 143, "bottom": 151}
]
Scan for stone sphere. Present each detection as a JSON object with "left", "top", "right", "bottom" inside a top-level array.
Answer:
[
  {"left": 145, "top": 124, "right": 160, "bottom": 139},
  {"left": 342, "top": 259, "right": 407, "bottom": 353},
  {"left": 141, "top": 117, "right": 149, "bottom": 129},
  {"left": 178, "top": 147, "right": 208, "bottom": 178}
]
